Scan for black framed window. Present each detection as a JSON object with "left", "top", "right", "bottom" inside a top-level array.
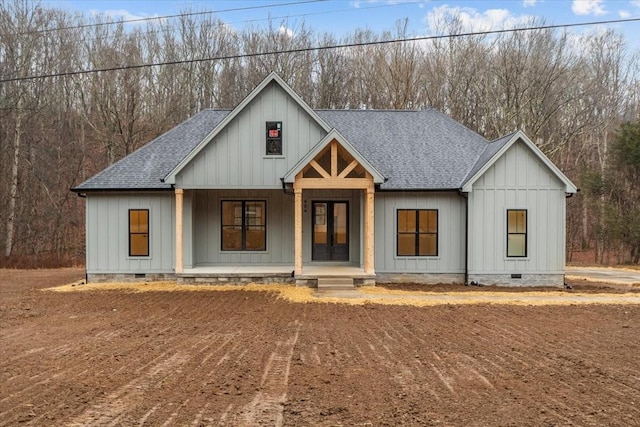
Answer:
[
  {"left": 266, "top": 121, "right": 282, "bottom": 155},
  {"left": 129, "top": 209, "right": 149, "bottom": 256},
  {"left": 507, "top": 209, "right": 527, "bottom": 257},
  {"left": 221, "top": 201, "right": 266, "bottom": 251},
  {"left": 397, "top": 209, "right": 438, "bottom": 256}
]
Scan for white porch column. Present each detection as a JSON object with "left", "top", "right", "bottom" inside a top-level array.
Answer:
[
  {"left": 175, "top": 188, "right": 184, "bottom": 274},
  {"left": 364, "top": 185, "right": 375, "bottom": 274},
  {"left": 294, "top": 188, "right": 303, "bottom": 275}
]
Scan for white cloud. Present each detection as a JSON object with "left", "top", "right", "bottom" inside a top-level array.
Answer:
[
  {"left": 89, "top": 9, "right": 164, "bottom": 25},
  {"left": 619, "top": 9, "right": 631, "bottom": 17},
  {"left": 425, "top": 5, "right": 534, "bottom": 33},
  {"left": 571, "top": 0, "right": 607, "bottom": 16},
  {"left": 278, "top": 25, "right": 294, "bottom": 38},
  {"left": 523, "top": 0, "right": 538, "bottom": 7}
]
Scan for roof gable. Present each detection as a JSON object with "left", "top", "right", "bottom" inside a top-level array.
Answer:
[
  {"left": 283, "top": 129, "right": 385, "bottom": 184},
  {"left": 461, "top": 130, "right": 577, "bottom": 193},
  {"left": 163, "top": 72, "right": 332, "bottom": 185}
]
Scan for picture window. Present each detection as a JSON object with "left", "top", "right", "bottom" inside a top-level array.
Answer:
[
  {"left": 221, "top": 200, "right": 266, "bottom": 251},
  {"left": 397, "top": 209, "right": 438, "bottom": 256}
]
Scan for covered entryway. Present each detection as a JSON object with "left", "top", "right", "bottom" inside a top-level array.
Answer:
[
  {"left": 312, "top": 201, "right": 349, "bottom": 261},
  {"left": 283, "top": 130, "right": 386, "bottom": 277}
]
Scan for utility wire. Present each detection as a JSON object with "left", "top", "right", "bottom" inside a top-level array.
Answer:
[
  {"left": 2, "top": 16, "right": 639, "bottom": 84},
  {"left": 6, "top": 0, "right": 329, "bottom": 37},
  {"left": 53, "top": 1, "right": 421, "bottom": 47}
]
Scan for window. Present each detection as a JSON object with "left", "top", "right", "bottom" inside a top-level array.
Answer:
[
  {"left": 266, "top": 121, "right": 282, "bottom": 155},
  {"left": 397, "top": 209, "right": 438, "bottom": 256},
  {"left": 129, "top": 209, "right": 149, "bottom": 256},
  {"left": 221, "top": 201, "right": 266, "bottom": 251},
  {"left": 507, "top": 209, "right": 527, "bottom": 257}
]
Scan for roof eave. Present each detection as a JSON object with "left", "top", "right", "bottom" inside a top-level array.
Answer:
[{"left": 70, "top": 187, "right": 173, "bottom": 193}]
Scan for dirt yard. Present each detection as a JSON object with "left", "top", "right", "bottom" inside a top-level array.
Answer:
[{"left": 1, "top": 269, "right": 639, "bottom": 426}]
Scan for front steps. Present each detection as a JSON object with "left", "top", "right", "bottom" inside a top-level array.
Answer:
[{"left": 316, "top": 277, "right": 356, "bottom": 291}]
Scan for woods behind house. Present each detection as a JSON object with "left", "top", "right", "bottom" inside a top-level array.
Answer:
[{"left": 1, "top": 1, "right": 639, "bottom": 266}]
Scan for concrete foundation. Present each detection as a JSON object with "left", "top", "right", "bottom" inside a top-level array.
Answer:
[
  {"left": 87, "top": 273, "right": 175, "bottom": 283},
  {"left": 178, "top": 275, "right": 295, "bottom": 285},
  {"left": 375, "top": 273, "right": 465, "bottom": 285},
  {"left": 468, "top": 273, "right": 565, "bottom": 287}
]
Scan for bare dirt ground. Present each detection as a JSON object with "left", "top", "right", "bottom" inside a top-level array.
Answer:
[{"left": 2, "top": 269, "right": 640, "bottom": 426}]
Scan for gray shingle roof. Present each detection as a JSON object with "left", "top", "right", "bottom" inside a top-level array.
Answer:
[
  {"left": 462, "top": 131, "right": 517, "bottom": 185},
  {"left": 317, "top": 109, "right": 490, "bottom": 190},
  {"left": 73, "top": 110, "right": 230, "bottom": 191},
  {"left": 74, "top": 107, "right": 502, "bottom": 192}
]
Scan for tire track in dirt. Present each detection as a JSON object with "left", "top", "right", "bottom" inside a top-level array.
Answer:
[
  {"left": 4, "top": 272, "right": 640, "bottom": 427},
  {"left": 127, "top": 292, "right": 257, "bottom": 426},
  {"left": 64, "top": 352, "right": 190, "bottom": 427},
  {"left": 225, "top": 319, "right": 301, "bottom": 426},
  {"left": 469, "top": 307, "right": 639, "bottom": 425}
]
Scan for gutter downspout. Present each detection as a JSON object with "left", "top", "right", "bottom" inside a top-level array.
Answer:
[{"left": 459, "top": 190, "right": 469, "bottom": 286}]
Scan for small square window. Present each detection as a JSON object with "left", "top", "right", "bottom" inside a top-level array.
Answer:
[{"left": 266, "top": 121, "right": 282, "bottom": 155}]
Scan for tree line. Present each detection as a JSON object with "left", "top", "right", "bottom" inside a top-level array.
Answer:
[{"left": 1, "top": 0, "right": 639, "bottom": 266}]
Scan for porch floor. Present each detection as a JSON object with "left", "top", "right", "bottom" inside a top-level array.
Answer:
[
  {"left": 181, "top": 265, "right": 294, "bottom": 276},
  {"left": 179, "top": 265, "right": 373, "bottom": 279}
]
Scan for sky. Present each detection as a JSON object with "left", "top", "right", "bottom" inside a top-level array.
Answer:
[{"left": 41, "top": 0, "right": 640, "bottom": 46}]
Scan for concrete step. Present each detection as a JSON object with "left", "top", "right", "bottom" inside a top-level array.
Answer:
[{"left": 317, "top": 277, "right": 355, "bottom": 291}]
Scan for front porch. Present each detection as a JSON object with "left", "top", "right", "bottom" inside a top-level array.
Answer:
[
  {"left": 173, "top": 134, "right": 385, "bottom": 287},
  {"left": 177, "top": 265, "right": 375, "bottom": 286}
]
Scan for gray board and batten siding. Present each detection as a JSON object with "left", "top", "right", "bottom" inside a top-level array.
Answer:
[
  {"left": 191, "top": 189, "right": 294, "bottom": 267},
  {"left": 374, "top": 191, "right": 466, "bottom": 276},
  {"left": 467, "top": 139, "right": 567, "bottom": 286},
  {"left": 86, "top": 188, "right": 363, "bottom": 273},
  {"left": 175, "top": 82, "right": 327, "bottom": 189},
  {"left": 190, "top": 189, "right": 361, "bottom": 267},
  {"left": 86, "top": 193, "right": 175, "bottom": 275}
]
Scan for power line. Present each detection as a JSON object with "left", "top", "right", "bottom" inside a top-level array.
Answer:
[
  {"left": 64, "top": 1, "right": 422, "bottom": 47},
  {"left": 7, "top": 0, "right": 329, "bottom": 37},
  {"left": 2, "top": 16, "right": 639, "bottom": 84}
]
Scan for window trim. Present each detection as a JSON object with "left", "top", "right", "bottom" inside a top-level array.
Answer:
[
  {"left": 506, "top": 209, "right": 528, "bottom": 258},
  {"left": 220, "top": 200, "right": 267, "bottom": 252},
  {"left": 128, "top": 208, "right": 150, "bottom": 257},
  {"left": 396, "top": 209, "right": 438, "bottom": 257}
]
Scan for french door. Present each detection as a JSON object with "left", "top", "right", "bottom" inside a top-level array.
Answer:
[{"left": 312, "top": 201, "right": 349, "bottom": 261}]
